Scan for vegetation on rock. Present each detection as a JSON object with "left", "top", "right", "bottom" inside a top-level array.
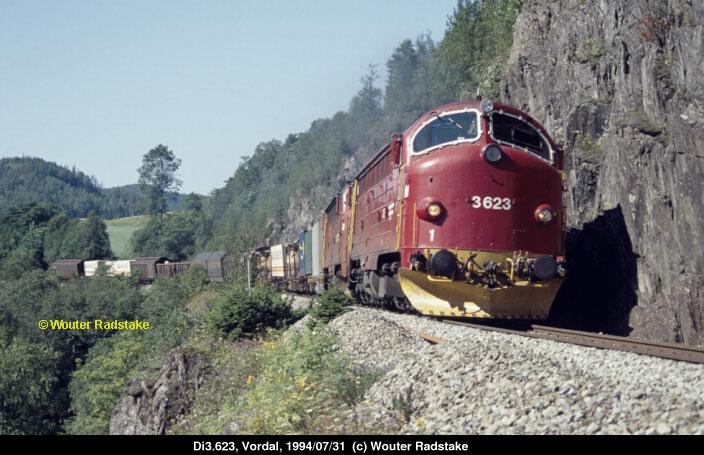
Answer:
[
  {"left": 308, "top": 287, "right": 354, "bottom": 324},
  {"left": 204, "top": 283, "right": 295, "bottom": 341}
]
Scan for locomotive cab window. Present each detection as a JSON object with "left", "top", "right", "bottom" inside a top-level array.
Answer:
[
  {"left": 412, "top": 111, "right": 479, "bottom": 154},
  {"left": 490, "top": 112, "right": 551, "bottom": 161}
]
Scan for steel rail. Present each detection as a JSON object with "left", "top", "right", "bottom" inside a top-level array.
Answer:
[
  {"left": 309, "top": 299, "right": 704, "bottom": 364},
  {"left": 531, "top": 325, "right": 704, "bottom": 364},
  {"left": 441, "top": 319, "right": 704, "bottom": 364}
]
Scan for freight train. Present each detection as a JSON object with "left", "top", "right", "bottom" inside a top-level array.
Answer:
[
  {"left": 50, "top": 251, "right": 232, "bottom": 283},
  {"left": 51, "top": 100, "right": 565, "bottom": 319},
  {"left": 251, "top": 100, "right": 567, "bottom": 319}
]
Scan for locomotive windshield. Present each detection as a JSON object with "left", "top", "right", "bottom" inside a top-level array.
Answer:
[
  {"left": 490, "top": 112, "right": 551, "bottom": 161},
  {"left": 413, "top": 111, "right": 479, "bottom": 153}
]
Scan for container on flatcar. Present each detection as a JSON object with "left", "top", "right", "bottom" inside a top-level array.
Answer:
[
  {"left": 304, "top": 231, "right": 313, "bottom": 276},
  {"left": 271, "top": 245, "right": 285, "bottom": 278},
  {"left": 295, "top": 225, "right": 323, "bottom": 293},
  {"left": 311, "top": 223, "right": 323, "bottom": 275},
  {"left": 285, "top": 243, "right": 299, "bottom": 279},
  {"left": 298, "top": 232, "right": 307, "bottom": 278},
  {"left": 250, "top": 246, "right": 271, "bottom": 282}
]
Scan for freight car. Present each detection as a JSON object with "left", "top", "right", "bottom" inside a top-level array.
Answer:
[
  {"left": 156, "top": 261, "right": 192, "bottom": 278},
  {"left": 251, "top": 100, "right": 567, "bottom": 319},
  {"left": 50, "top": 259, "right": 85, "bottom": 280},
  {"left": 130, "top": 257, "right": 167, "bottom": 282},
  {"left": 50, "top": 251, "right": 232, "bottom": 283},
  {"left": 192, "top": 251, "right": 233, "bottom": 282}
]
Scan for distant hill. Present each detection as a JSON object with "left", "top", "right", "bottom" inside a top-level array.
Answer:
[{"left": 0, "top": 157, "right": 187, "bottom": 219}]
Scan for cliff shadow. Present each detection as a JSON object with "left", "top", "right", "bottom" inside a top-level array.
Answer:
[{"left": 549, "top": 205, "right": 637, "bottom": 335}]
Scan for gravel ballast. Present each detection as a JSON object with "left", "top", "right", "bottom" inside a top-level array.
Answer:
[{"left": 325, "top": 306, "right": 704, "bottom": 435}]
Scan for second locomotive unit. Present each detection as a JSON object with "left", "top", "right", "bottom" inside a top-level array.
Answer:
[{"left": 254, "top": 99, "right": 566, "bottom": 319}]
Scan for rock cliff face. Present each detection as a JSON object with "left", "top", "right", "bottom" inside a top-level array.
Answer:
[
  {"left": 501, "top": 0, "right": 704, "bottom": 344},
  {"left": 109, "top": 348, "right": 205, "bottom": 435}
]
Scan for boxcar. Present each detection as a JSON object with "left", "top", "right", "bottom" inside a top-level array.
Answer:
[
  {"left": 84, "top": 260, "right": 110, "bottom": 277},
  {"left": 192, "top": 251, "right": 232, "bottom": 282},
  {"left": 156, "top": 261, "right": 192, "bottom": 278},
  {"left": 130, "top": 257, "right": 167, "bottom": 282},
  {"left": 51, "top": 259, "right": 85, "bottom": 280},
  {"left": 322, "top": 184, "right": 353, "bottom": 283},
  {"left": 109, "top": 260, "right": 132, "bottom": 277}
]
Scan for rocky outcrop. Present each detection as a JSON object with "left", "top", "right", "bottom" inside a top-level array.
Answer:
[
  {"left": 501, "top": 0, "right": 704, "bottom": 344},
  {"left": 109, "top": 348, "right": 205, "bottom": 435}
]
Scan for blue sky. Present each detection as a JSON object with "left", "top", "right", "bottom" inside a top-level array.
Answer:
[{"left": 0, "top": 0, "right": 456, "bottom": 194}]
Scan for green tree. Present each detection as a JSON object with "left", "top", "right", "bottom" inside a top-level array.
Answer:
[
  {"left": 205, "top": 283, "right": 294, "bottom": 340},
  {"left": 81, "top": 212, "right": 113, "bottom": 259},
  {"left": 182, "top": 193, "right": 203, "bottom": 213},
  {"left": 138, "top": 144, "right": 182, "bottom": 219},
  {"left": 66, "top": 276, "right": 191, "bottom": 434},
  {"left": 308, "top": 287, "right": 354, "bottom": 323},
  {"left": 130, "top": 213, "right": 197, "bottom": 261},
  {"left": 60, "top": 213, "right": 113, "bottom": 260},
  {"left": 349, "top": 65, "right": 383, "bottom": 121},
  {"left": 0, "top": 330, "right": 61, "bottom": 435},
  {"left": 384, "top": 39, "right": 419, "bottom": 117}
]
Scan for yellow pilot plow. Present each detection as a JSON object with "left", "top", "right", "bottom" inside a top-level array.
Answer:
[{"left": 398, "top": 268, "right": 564, "bottom": 319}]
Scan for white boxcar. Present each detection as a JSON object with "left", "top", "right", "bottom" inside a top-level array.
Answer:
[
  {"left": 271, "top": 244, "right": 285, "bottom": 278},
  {"left": 84, "top": 260, "right": 100, "bottom": 277},
  {"left": 109, "top": 260, "right": 132, "bottom": 276},
  {"left": 84, "top": 260, "right": 111, "bottom": 277}
]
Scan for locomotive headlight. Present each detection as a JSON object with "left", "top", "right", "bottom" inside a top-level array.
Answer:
[
  {"left": 483, "top": 144, "right": 503, "bottom": 163},
  {"left": 534, "top": 204, "right": 555, "bottom": 224},
  {"left": 481, "top": 99, "right": 494, "bottom": 114},
  {"left": 417, "top": 197, "right": 444, "bottom": 221},
  {"left": 537, "top": 209, "right": 553, "bottom": 223},
  {"left": 427, "top": 203, "right": 443, "bottom": 218}
]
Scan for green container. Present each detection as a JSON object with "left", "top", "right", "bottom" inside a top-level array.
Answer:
[{"left": 305, "top": 230, "right": 313, "bottom": 275}]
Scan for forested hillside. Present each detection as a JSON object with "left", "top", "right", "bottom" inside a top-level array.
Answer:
[
  {"left": 0, "top": 203, "right": 113, "bottom": 279},
  {"left": 198, "top": 0, "right": 523, "bottom": 249},
  {"left": 0, "top": 157, "right": 185, "bottom": 219}
]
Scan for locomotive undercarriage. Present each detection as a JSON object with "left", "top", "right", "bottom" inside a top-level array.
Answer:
[
  {"left": 410, "top": 249, "right": 564, "bottom": 287},
  {"left": 348, "top": 266, "right": 416, "bottom": 313},
  {"left": 399, "top": 248, "right": 566, "bottom": 319}
]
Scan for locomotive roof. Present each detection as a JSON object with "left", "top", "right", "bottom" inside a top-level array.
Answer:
[
  {"left": 403, "top": 100, "right": 556, "bottom": 148},
  {"left": 318, "top": 101, "right": 557, "bottom": 218}
]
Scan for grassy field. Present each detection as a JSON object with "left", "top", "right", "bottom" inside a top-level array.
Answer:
[{"left": 105, "top": 215, "right": 150, "bottom": 258}]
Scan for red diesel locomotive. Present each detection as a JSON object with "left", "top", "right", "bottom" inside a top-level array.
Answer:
[{"left": 260, "top": 99, "right": 566, "bottom": 319}]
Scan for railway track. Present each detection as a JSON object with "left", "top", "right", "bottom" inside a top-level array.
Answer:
[
  {"left": 440, "top": 319, "right": 704, "bottom": 365},
  {"left": 295, "top": 296, "right": 704, "bottom": 364}
]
